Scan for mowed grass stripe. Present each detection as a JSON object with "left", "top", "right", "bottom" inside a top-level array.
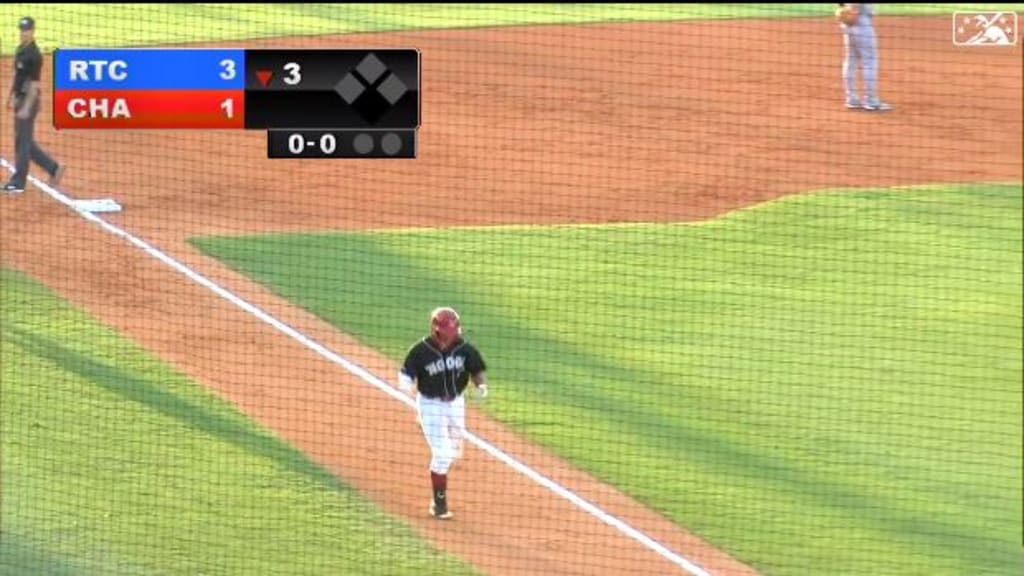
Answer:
[
  {"left": 1, "top": 3, "right": 1018, "bottom": 50},
  {"left": 0, "top": 268, "right": 479, "bottom": 576},
  {"left": 191, "top": 183, "right": 1022, "bottom": 576}
]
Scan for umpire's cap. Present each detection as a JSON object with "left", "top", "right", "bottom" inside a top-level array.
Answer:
[{"left": 18, "top": 16, "right": 35, "bottom": 31}]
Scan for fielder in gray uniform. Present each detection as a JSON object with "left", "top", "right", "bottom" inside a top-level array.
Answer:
[{"left": 838, "top": 4, "right": 892, "bottom": 111}]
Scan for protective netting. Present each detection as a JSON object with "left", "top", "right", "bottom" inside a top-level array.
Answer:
[{"left": 1, "top": 4, "right": 1021, "bottom": 576}]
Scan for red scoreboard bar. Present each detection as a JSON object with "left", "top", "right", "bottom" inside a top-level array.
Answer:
[{"left": 54, "top": 90, "right": 243, "bottom": 129}]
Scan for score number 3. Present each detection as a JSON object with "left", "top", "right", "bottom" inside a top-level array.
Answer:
[
  {"left": 283, "top": 62, "right": 301, "bottom": 86},
  {"left": 219, "top": 59, "right": 236, "bottom": 80}
]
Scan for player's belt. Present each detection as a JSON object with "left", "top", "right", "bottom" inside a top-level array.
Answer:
[{"left": 424, "top": 393, "right": 457, "bottom": 402}]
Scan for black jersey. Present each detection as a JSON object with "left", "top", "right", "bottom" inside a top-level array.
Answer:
[
  {"left": 12, "top": 41, "right": 42, "bottom": 101},
  {"left": 401, "top": 337, "right": 486, "bottom": 400}
]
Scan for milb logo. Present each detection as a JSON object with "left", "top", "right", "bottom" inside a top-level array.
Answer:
[
  {"left": 953, "top": 11, "right": 1018, "bottom": 46},
  {"left": 334, "top": 52, "right": 410, "bottom": 123}
]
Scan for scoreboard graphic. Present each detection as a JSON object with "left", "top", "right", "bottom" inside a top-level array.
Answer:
[{"left": 52, "top": 48, "right": 421, "bottom": 158}]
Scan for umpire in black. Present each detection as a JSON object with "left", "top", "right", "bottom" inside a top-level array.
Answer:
[{"left": 4, "top": 16, "right": 64, "bottom": 194}]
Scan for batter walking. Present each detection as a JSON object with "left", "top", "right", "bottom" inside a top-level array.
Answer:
[
  {"left": 399, "top": 307, "right": 489, "bottom": 520},
  {"left": 4, "top": 16, "right": 64, "bottom": 194},
  {"left": 836, "top": 4, "right": 892, "bottom": 111}
]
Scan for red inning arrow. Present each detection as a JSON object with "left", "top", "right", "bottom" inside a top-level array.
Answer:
[{"left": 256, "top": 69, "right": 272, "bottom": 87}]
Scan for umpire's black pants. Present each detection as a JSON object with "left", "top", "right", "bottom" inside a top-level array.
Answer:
[{"left": 9, "top": 100, "right": 58, "bottom": 188}]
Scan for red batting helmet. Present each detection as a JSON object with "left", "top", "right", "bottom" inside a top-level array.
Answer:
[{"left": 430, "top": 307, "right": 462, "bottom": 347}]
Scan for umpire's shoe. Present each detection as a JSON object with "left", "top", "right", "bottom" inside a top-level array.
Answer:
[
  {"left": 2, "top": 183, "right": 25, "bottom": 194},
  {"left": 430, "top": 501, "right": 453, "bottom": 520},
  {"left": 50, "top": 164, "right": 66, "bottom": 186}
]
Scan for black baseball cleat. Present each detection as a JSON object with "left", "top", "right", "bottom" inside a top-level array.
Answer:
[
  {"left": 429, "top": 501, "right": 453, "bottom": 520},
  {"left": 2, "top": 183, "right": 25, "bottom": 194},
  {"left": 50, "top": 164, "right": 66, "bottom": 186}
]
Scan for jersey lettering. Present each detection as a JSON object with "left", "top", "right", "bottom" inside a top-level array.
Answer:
[{"left": 425, "top": 355, "right": 466, "bottom": 376}]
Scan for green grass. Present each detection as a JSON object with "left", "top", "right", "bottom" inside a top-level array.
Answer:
[
  {"left": 191, "top": 183, "right": 1023, "bottom": 576},
  {"left": 0, "top": 268, "right": 479, "bottom": 576},
  {"left": 2, "top": 3, "right": 1019, "bottom": 51}
]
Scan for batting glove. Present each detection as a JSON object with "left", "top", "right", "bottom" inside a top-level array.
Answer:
[{"left": 476, "top": 384, "right": 489, "bottom": 399}]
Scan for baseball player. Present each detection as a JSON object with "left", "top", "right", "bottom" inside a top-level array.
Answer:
[
  {"left": 4, "top": 16, "right": 65, "bottom": 194},
  {"left": 836, "top": 4, "right": 892, "bottom": 111},
  {"left": 398, "top": 307, "right": 489, "bottom": 520}
]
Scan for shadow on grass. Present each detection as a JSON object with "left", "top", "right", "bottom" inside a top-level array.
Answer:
[
  {"left": 0, "top": 534, "right": 82, "bottom": 576},
  {"left": 3, "top": 323, "right": 349, "bottom": 495},
  {"left": 501, "top": 322, "right": 1016, "bottom": 572}
]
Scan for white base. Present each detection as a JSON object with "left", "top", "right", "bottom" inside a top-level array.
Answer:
[{"left": 73, "top": 198, "right": 122, "bottom": 213}]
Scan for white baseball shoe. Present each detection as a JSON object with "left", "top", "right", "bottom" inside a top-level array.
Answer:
[{"left": 862, "top": 101, "right": 893, "bottom": 111}]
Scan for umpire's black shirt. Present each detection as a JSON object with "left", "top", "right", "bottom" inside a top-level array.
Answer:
[
  {"left": 11, "top": 40, "right": 42, "bottom": 103},
  {"left": 402, "top": 338, "right": 486, "bottom": 400}
]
